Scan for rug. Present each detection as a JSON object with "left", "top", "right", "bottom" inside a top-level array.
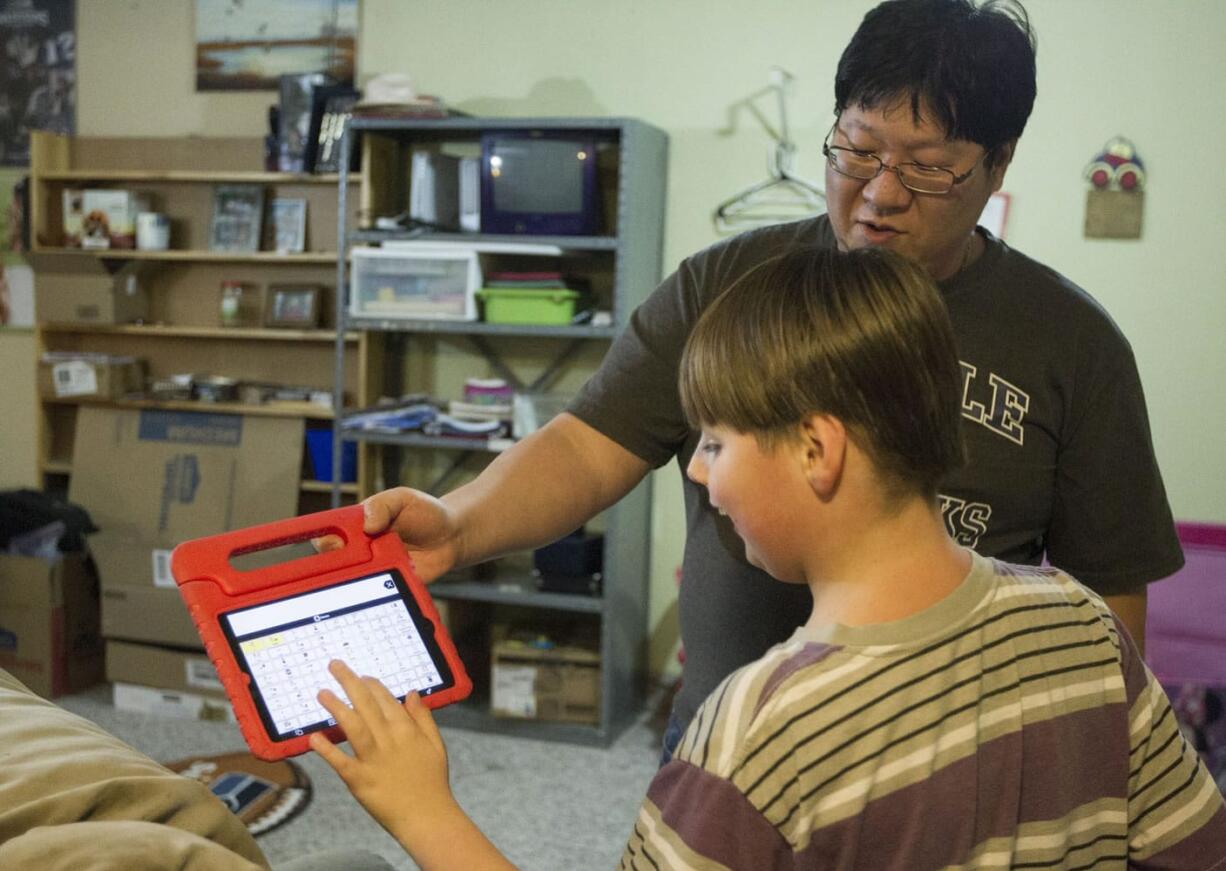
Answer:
[{"left": 166, "top": 750, "right": 312, "bottom": 836}]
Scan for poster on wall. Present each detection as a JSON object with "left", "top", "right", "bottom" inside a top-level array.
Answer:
[
  {"left": 195, "top": 0, "right": 357, "bottom": 91},
  {"left": 0, "top": 0, "right": 74, "bottom": 166}
]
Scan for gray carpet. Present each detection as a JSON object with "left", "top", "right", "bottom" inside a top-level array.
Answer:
[{"left": 57, "top": 685, "right": 666, "bottom": 871}]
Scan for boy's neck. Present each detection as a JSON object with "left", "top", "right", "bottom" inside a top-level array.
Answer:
[{"left": 803, "top": 497, "right": 970, "bottom": 630}]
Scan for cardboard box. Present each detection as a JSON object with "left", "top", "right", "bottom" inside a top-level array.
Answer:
[
  {"left": 491, "top": 632, "right": 600, "bottom": 725},
  {"left": 112, "top": 682, "right": 235, "bottom": 723},
  {"left": 69, "top": 406, "right": 304, "bottom": 648},
  {"left": 38, "top": 353, "right": 145, "bottom": 400},
  {"left": 81, "top": 189, "right": 151, "bottom": 249},
  {"left": 105, "top": 639, "right": 225, "bottom": 698},
  {"left": 30, "top": 251, "right": 150, "bottom": 324},
  {"left": 0, "top": 552, "right": 104, "bottom": 698},
  {"left": 101, "top": 582, "right": 205, "bottom": 649}
]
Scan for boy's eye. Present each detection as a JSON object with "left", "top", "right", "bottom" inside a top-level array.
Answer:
[{"left": 701, "top": 442, "right": 721, "bottom": 456}]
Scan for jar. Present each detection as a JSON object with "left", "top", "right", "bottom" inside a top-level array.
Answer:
[{"left": 220, "top": 280, "right": 247, "bottom": 327}]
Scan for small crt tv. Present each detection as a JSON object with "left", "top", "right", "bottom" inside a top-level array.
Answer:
[{"left": 480, "top": 130, "right": 602, "bottom": 236}]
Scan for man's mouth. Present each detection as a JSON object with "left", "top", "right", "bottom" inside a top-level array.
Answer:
[{"left": 857, "top": 219, "right": 902, "bottom": 243}]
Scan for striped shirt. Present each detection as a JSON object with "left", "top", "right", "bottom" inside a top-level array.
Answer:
[{"left": 621, "top": 553, "right": 1226, "bottom": 870}]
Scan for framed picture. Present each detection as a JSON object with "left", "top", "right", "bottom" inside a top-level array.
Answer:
[
  {"left": 304, "top": 85, "right": 361, "bottom": 174},
  {"left": 209, "top": 185, "right": 264, "bottom": 252},
  {"left": 265, "top": 197, "right": 307, "bottom": 253},
  {"left": 264, "top": 284, "right": 322, "bottom": 328},
  {"left": 195, "top": 0, "right": 357, "bottom": 92}
]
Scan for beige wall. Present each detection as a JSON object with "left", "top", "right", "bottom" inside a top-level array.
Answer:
[{"left": 78, "top": 0, "right": 1226, "bottom": 676}]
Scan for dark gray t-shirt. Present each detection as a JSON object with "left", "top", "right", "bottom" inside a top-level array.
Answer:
[{"left": 569, "top": 215, "right": 1183, "bottom": 731}]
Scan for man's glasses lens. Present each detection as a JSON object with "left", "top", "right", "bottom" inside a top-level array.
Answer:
[{"left": 824, "top": 146, "right": 956, "bottom": 194}]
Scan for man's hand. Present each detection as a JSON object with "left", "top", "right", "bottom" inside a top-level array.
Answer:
[{"left": 315, "top": 487, "right": 461, "bottom": 583}]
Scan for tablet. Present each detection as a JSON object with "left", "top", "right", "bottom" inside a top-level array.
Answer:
[
  {"left": 171, "top": 505, "right": 471, "bottom": 760},
  {"left": 219, "top": 568, "right": 457, "bottom": 741}
]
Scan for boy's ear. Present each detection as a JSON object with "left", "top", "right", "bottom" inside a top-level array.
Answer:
[{"left": 799, "top": 414, "right": 846, "bottom": 499}]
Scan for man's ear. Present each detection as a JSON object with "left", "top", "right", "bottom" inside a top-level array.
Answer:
[
  {"left": 988, "top": 140, "right": 1016, "bottom": 193},
  {"left": 799, "top": 414, "right": 846, "bottom": 500}
]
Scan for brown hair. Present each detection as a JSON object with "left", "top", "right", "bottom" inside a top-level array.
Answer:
[{"left": 679, "top": 246, "right": 965, "bottom": 501}]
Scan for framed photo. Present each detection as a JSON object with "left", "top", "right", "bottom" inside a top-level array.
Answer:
[
  {"left": 265, "top": 197, "right": 307, "bottom": 253},
  {"left": 209, "top": 185, "right": 264, "bottom": 252},
  {"left": 304, "top": 85, "right": 361, "bottom": 174},
  {"left": 264, "top": 284, "right": 322, "bottom": 328}
]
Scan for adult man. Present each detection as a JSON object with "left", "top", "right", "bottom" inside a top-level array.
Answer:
[{"left": 357, "top": 0, "right": 1182, "bottom": 754}]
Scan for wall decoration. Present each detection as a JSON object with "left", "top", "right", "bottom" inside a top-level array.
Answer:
[
  {"left": 1084, "top": 136, "right": 1145, "bottom": 240},
  {"left": 0, "top": 0, "right": 74, "bottom": 166},
  {"left": 977, "top": 191, "right": 1010, "bottom": 240},
  {"left": 195, "top": 0, "right": 357, "bottom": 92}
]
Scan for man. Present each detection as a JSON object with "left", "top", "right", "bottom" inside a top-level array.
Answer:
[{"left": 354, "top": 0, "right": 1182, "bottom": 757}]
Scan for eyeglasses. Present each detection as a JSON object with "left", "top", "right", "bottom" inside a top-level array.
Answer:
[{"left": 821, "top": 125, "right": 984, "bottom": 195}]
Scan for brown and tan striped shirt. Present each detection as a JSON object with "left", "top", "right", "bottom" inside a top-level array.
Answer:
[{"left": 621, "top": 552, "right": 1226, "bottom": 869}]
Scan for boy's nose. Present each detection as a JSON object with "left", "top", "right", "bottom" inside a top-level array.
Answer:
[{"left": 686, "top": 452, "right": 706, "bottom": 486}]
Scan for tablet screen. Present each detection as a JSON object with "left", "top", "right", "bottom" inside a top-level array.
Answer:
[{"left": 219, "top": 569, "right": 454, "bottom": 740}]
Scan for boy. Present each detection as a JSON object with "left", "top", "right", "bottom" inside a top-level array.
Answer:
[{"left": 312, "top": 247, "right": 1225, "bottom": 869}]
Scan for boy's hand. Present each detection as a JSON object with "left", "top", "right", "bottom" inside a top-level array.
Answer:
[{"left": 309, "top": 660, "right": 456, "bottom": 848}]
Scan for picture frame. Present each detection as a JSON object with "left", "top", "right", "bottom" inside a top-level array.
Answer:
[
  {"left": 304, "top": 85, "right": 361, "bottom": 174},
  {"left": 209, "top": 184, "right": 265, "bottom": 252},
  {"left": 265, "top": 197, "right": 307, "bottom": 253},
  {"left": 263, "top": 284, "right": 322, "bottom": 328}
]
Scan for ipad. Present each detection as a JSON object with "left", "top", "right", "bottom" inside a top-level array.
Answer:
[{"left": 219, "top": 568, "right": 457, "bottom": 741}]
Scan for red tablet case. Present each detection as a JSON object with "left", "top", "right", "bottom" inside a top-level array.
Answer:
[{"left": 170, "top": 505, "right": 472, "bottom": 760}]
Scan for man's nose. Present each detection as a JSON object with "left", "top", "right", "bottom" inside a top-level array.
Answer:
[{"left": 861, "top": 165, "right": 914, "bottom": 211}]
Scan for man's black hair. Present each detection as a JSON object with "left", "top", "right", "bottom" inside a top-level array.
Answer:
[{"left": 834, "top": 0, "right": 1037, "bottom": 165}]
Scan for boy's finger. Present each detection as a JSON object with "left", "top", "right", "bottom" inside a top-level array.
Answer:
[
  {"left": 328, "top": 660, "right": 387, "bottom": 725},
  {"left": 317, "top": 688, "right": 373, "bottom": 755},
  {"left": 404, "top": 692, "right": 445, "bottom": 753},
  {"left": 309, "top": 731, "right": 352, "bottom": 775},
  {"left": 365, "top": 675, "right": 408, "bottom": 720}
]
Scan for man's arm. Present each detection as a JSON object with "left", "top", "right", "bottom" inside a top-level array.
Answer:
[
  {"left": 1102, "top": 590, "right": 1146, "bottom": 657},
  {"left": 361, "top": 412, "right": 651, "bottom": 581}
]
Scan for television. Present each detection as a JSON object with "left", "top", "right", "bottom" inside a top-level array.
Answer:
[{"left": 480, "top": 130, "right": 602, "bottom": 236}]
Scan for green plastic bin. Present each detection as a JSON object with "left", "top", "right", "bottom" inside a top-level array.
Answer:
[{"left": 477, "top": 288, "right": 582, "bottom": 325}]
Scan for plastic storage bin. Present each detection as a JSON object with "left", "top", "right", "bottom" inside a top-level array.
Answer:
[
  {"left": 305, "top": 429, "right": 357, "bottom": 483},
  {"left": 350, "top": 246, "right": 480, "bottom": 321},
  {"left": 477, "top": 288, "right": 581, "bottom": 325}
]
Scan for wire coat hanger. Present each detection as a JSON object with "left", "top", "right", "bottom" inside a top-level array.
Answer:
[{"left": 713, "top": 68, "right": 826, "bottom": 234}]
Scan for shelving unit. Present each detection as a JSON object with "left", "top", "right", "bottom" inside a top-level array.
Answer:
[
  {"left": 332, "top": 117, "right": 668, "bottom": 744},
  {"left": 28, "top": 131, "right": 378, "bottom": 511}
]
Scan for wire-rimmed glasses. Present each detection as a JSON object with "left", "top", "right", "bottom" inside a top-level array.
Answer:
[{"left": 821, "top": 125, "right": 984, "bottom": 195}]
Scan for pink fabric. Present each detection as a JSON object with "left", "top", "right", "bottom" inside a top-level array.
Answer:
[{"left": 1145, "top": 523, "right": 1226, "bottom": 686}]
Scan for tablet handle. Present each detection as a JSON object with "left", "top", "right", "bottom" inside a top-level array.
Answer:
[{"left": 171, "top": 505, "right": 375, "bottom": 594}]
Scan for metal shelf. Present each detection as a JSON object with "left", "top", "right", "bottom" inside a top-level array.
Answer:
[
  {"left": 430, "top": 578, "right": 603, "bottom": 614},
  {"left": 341, "top": 430, "right": 512, "bottom": 452},
  {"left": 343, "top": 317, "right": 617, "bottom": 339},
  {"left": 433, "top": 698, "right": 608, "bottom": 746},
  {"left": 348, "top": 229, "right": 618, "bottom": 251},
  {"left": 332, "top": 117, "right": 668, "bottom": 746}
]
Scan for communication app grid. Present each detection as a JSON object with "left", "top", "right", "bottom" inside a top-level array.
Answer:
[{"left": 224, "top": 573, "right": 444, "bottom": 737}]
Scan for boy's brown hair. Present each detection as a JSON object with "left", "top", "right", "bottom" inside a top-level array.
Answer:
[{"left": 679, "top": 245, "right": 965, "bottom": 501}]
